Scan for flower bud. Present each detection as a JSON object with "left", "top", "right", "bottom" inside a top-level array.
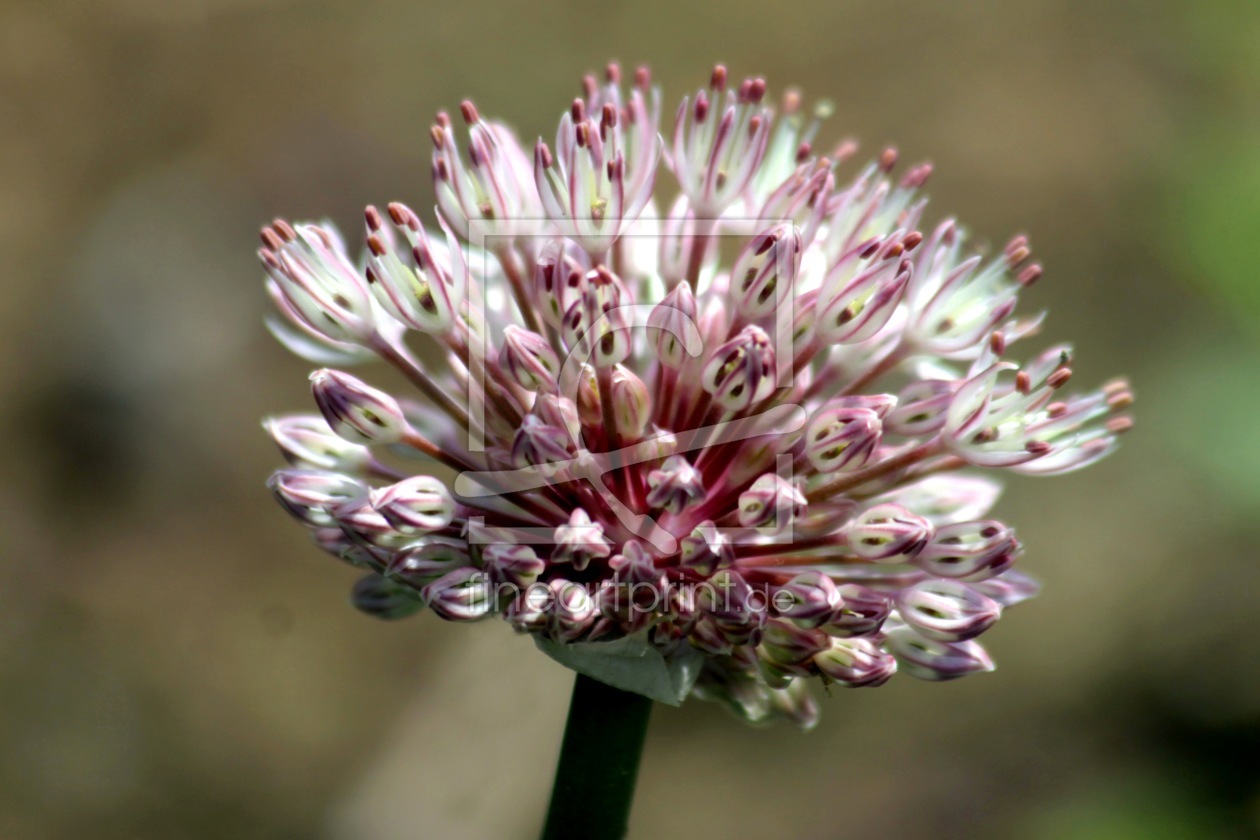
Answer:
[
  {"left": 914, "top": 520, "right": 1019, "bottom": 581},
  {"left": 730, "top": 223, "right": 802, "bottom": 319},
  {"left": 481, "top": 543, "right": 546, "bottom": 588},
  {"left": 500, "top": 325, "right": 561, "bottom": 391},
  {"left": 701, "top": 326, "right": 777, "bottom": 412},
  {"left": 816, "top": 252, "right": 911, "bottom": 344},
  {"left": 330, "top": 495, "right": 403, "bottom": 547},
  {"left": 648, "top": 281, "right": 700, "bottom": 369},
  {"left": 385, "top": 541, "right": 472, "bottom": 588},
  {"left": 821, "top": 584, "right": 893, "bottom": 637},
  {"left": 679, "top": 521, "right": 734, "bottom": 576},
  {"left": 688, "top": 614, "right": 734, "bottom": 656},
  {"left": 972, "top": 569, "right": 1040, "bottom": 608},
  {"left": 844, "top": 503, "right": 932, "bottom": 561},
  {"left": 260, "top": 221, "right": 376, "bottom": 344},
  {"left": 803, "top": 398, "right": 890, "bottom": 474},
  {"left": 772, "top": 571, "right": 840, "bottom": 629},
  {"left": 420, "top": 567, "right": 494, "bottom": 622},
  {"left": 268, "top": 469, "right": 365, "bottom": 527},
  {"left": 608, "top": 540, "right": 664, "bottom": 588},
  {"left": 549, "top": 579, "right": 597, "bottom": 642},
  {"left": 561, "top": 267, "right": 633, "bottom": 367},
  {"left": 813, "top": 638, "right": 897, "bottom": 687},
  {"left": 609, "top": 364, "right": 651, "bottom": 439},
  {"left": 504, "top": 585, "right": 552, "bottom": 633},
  {"left": 370, "top": 476, "right": 455, "bottom": 534},
  {"left": 760, "top": 619, "right": 830, "bottom": 666},
  {"left": 645, "top": 455, "right": 705, "bottom": 513},
  {"left": 883, "top": 627, "right": 995, "bottom": 681},
  {"left": 264, "top": 414, "right": 371, "bottom": 472},
  {"left": 351, "top": 573, "right": 426, "bottom": 620},
  {"left": 698, "top": 569, "right": 766, "bottom": 645},
  {"left": 313, "top": 526, "right": 384, "bottom": 572},
  {"left": 511, "top": 414, "right": 574, "bottom": 471},
  {"left": 884, "top": 379, "right": 954, "bottom": 437},
  {"left": 310, "top": 369, "right": 408, "bottom": 445},
  {"left": 738, "top": 473, "right": 806, "bottom": 531},
  {"left": 896, "top": 579, "right": 1002, "bottom": 642},
  {"left": 551, "top": 508, "right": 613, "bottom": 571},
  {"left": 364, "top": 206, "right": 462, "bottom": 334},
  {"left": 878, "top": 475, "right": 1002, "bottom": 526}
]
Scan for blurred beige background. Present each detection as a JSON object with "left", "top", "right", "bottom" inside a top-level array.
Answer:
[{"left": 2, "top": 1, "right": 1258, "bottom": 837}]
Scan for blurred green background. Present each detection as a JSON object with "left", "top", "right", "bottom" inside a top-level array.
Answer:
[{"left": 2, "top": 0, "right": 1258, "bottom": 837}]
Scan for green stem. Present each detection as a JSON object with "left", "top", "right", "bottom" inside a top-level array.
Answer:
[{"left": 541, "top": 674, "right": 653, "bottom": 840}]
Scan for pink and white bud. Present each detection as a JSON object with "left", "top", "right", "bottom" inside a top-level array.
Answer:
[
  {"left": 883, "top": 627, "right": 996, "bottom": 681},
  {"left": 647, "top": 280, "right": 700, "bottom": 369},
  {"left": 896, "top": 579, "right": 1002, "bottom": 642},
  {"left": 813, "top": 638, "right": 898, "bottom": 687},
  {"left": 915, "top": 520, "right": 1019, "bottom": 581},
  {"left": 330, "top": 495, "right": 403, "bottom": 547},
  {"left": 803, "top": 397, "right": 892, "bottom": 473},
  {"left": 500, "top": 325, "right": 561, "bottom": 392},
  {"left": 511, "top": 415, "right": 574, "bottom": 471},
  {"left": 310, "top": 369, "right": 408, "bottom": 445},
  {"left": 701, "top": 325, "right": 777, "bottom": 412},
  {"left": 760, "top": 619, "right": 830, "bottom": 667},
  {"left": 738, "top": 473, "right": 806, "bottom": 531},
  {"left": 481, "top": 543, "right": 546, "bottom": 588},
  {"left": 679, "top": 521, "right": 734, "bottom": 576},
  {"left": 772, "top": 571, "right": 840, "bottom": 629},
  {"left": 432, "top": 106, "right": 537, "bottom": 233},
  {"left": 260, "top": 221, "right": 377, "bottom": 344},
  {"left": 730, "top": 223, "right": 802, "bottom": 319},
  {"left": 552, "top": 508, "right": 613, "bottom": 572},
  {"left": 504, "top": 585, "right": 552, "bottom": 633},
  {"left": 370, "top": 476, "right": 456, "bottom": 534},
  {"left": 264, "top": 414, "right": 371, "bottom": 472},
  {"left": 561, "top": 267, "right": 633, "bottom": 367},
  {"left": 420, "top": 567, "right": 494, "bottom": 622},
  {"left": 385, "top": 541, "right": 472, "bottom": 588},
  {"left": 816, "top": 249, "right": 912, "bottom": 344},
  {"left": 268, "top": 469, "right": 365, "bottom": 527},
  {"left": 645, "top": 455, "right": 705, "bottom": 514},
  {"left": 973, "top": 569, "right": 1041, "bottom": 608},
  {"left": 363, "top": 204, "right": 463, "bottom": 334},
  {"left": 884, "top": 379, "right": 955, "bottom": 437},
  {"left": 821, "top": 584, "right": 893, "bottom": 637},
  {"left": 844, "top": 503, "right": 933, "bottom": 562},
  {"left": 549, "top": 579, "right": 597, "bottom": 641},
  {"left": 609, "top": 365, "right": 651, "bottom": 439}
]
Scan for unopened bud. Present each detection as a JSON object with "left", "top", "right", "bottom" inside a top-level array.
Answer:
[
  {"left": 351, "top": 573, "right": 425, "bottom": 620},
  {"left": 264, "top": 415, "right": 371, "bottom": 472},
  {"left": 844, "top": 503, "right": 933, "bottom": 562},
  {"left": 268, "top": 469, "right": 365, "bottom": 527},
  {"left": 896, "top": 579, "right": 1002, "bottom": 642},
  {"left": 609, "top": 364, "right": 651, "bottom": 439},
  {"left": 420, "top": 567, "right": 494, "bottom": 622},
  {"left": 803, "top": 397, "right": 891, "bottom": 473},
  {"left": 730, "top": 224, "right": 802, "bottom": 319},
  {"left": 645, "top": 455, "right": 705, "bottom": 513},
  {"left": 915, "top": 520, "right": 1019, "bottom": 581},
  {"left": 385, "top": 541, "right": 471, "bottom": 588},
  {"left": 813, "top": 638, "right": 897, "bottom": 687},
  {"left": 701, "top": 326, "right": 776, "bottom": 412},
  {"left": 738, "top": 473, "right": 806, "bottom": 531},
  {"left": 310, "top": 369, "right": 408, "bottom": 445},
  {"left": 821, "top": 584, "right": 892, "bottom": 637},
  {"left": 772, "top": 571, "right": 840, "bottom": 629},
  {"left": 552, "top": 508, "right": 613, "bottom": 572},
  {"left": 370, "top": 476, "right": 455, "bottom": 534},
  {"left": 501, "top": 325, "right": 561, "bottom": 391},
  {"left": 481, "top": 543, "right": 546, "bottom": 588},
  {"left": 883, "top": 627, "right": 995, "bottom": 681}
]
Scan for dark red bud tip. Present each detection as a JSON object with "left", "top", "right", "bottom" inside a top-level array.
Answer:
[
  {"left": 900, "top": 163, "right": 933, "bottom": 188},
  {"left": 433, "top": 158, "right": 450, "bottom": 181},
  {"left": 273, "top": 219, "right": 297, "bottom": 241},
  {"left": 575, "top": 123, "right": 589, "bottom": 148},
  {"left": 1046, "top": 401, "right": 1068, "bottom": 418},
  {"left": 1025, "top": 440, "right": 1053, "bottom": 455},
  {"left": 795, "top": 141, "right": 812, "bottom": 164},
  {"left": 571, "top": 98, "right": 586, "bottom": 123},
  {"left": 1005, "top": 235, "right": 1029, "bottom": 254},
  {"left": 748, "top": 115, "right": 763, "bottom": 138},
  {"left": 602, "top": 102, "right": 617, "bottom": 129},
  {"left": 989, "top": 331, "right": 1007, "bottom": 356},
  {"left": 595, "top": 264, "right": 616, "bottom": 284},
  {"left": 1107, "top": 416, "right": 1134, "bottom": 434},
  {"left": 258, "top": 247, "right": 279, "bottom": 269},
  {"left": 536, "top": 141, "right": 554, "bottom": 169},
  {"left": 903, "top": 231, "right": 924, "bottom": 251},
  {"left": 858, "top": 239, "right": 881, "bottom": 259},
  {"left": 365, "top": 205, "right": 383, "bottom": 232},
  {"left": 1015, "top": 371, "right": 1031, "bottom": 395},
  {"left": 366, "top": 234, "right": 386, "bottom": 257},
  {"left": 1046, "top": 368, "right": 1072, "bottom": 389},
  {"left": 711, "top": 64, "right": 728, "bottom": 90},
  {"left": 634, "top": 65, "right": 650, "bottom": 90},
  {"left": 694, "top": 92, "right": 709, "bottom": 123},
  {"left": 879, "top": 147, "right": 898, "bottom": 173},
  {"left": 606, "top": 61, "right": 621, "bottom": 84},
  {"left": 748, "top": 78, "right": 767, "bottom": 103},
  {"left": 884, "top": 242, "right": 905, "bottom": 259},
  {"left": 385, "top": 202, "right": 411, "bottom": 229},
  {"left": 260, "top": 227, "right": 284, "bottom": 250},
  {"left": 459, "top": 100, "right": 479, "bottom": 124},
  {"left": 1018, "top": 264, "right": 1043, "bottom": 286}
]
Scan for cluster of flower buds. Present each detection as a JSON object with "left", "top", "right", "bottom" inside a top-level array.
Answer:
[{"left": 261, "top": 63, "right": 1131, "bottom": 729}]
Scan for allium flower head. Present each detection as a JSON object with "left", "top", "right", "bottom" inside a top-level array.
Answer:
[{"left": 260, "top": 63, "right": 1133, "bottom": 729}]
